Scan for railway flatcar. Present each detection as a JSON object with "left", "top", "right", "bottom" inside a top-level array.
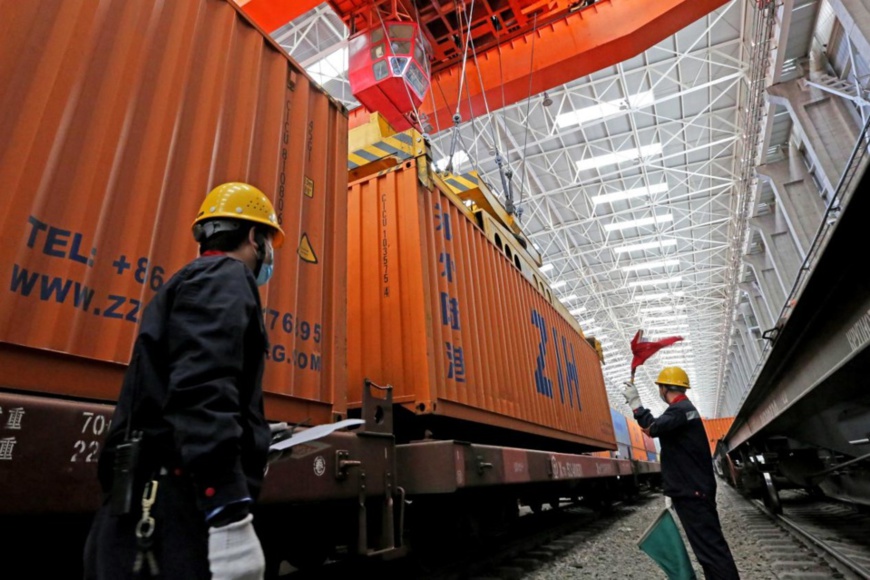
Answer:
[{"left": 0, "top": 1, "right": 659, "bottom": 576}]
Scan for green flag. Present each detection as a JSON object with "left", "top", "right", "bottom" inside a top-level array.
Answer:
[{"left": 637, "top": 507, "right": 697, "bottom": 579}]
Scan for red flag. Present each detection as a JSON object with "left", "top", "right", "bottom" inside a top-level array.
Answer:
[{"left": 631, "top": 330, "right": 683, "bottom": 377}]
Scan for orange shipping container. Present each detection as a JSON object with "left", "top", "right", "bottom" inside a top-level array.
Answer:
[
  {"left": 346, "top": 156, "right": 615, "bottom": 451},
  {"left": 0, "top": 0, "right": 348, "bottom": 425},
  {"left": 642, "top": 432, "right": 656, "bottom": 453},
  {"left": 703, "top": 417, "right": 735, "bottom": 454},
  {"left": 626, "top": 419, "right": 648, "bottom": 461}
]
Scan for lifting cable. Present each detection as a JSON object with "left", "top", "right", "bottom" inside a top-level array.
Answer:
[
  {"left": 517, "top": 13, "right": 540, "bottom": 217},
  {"left": 413, "top": 1, "right": 443, "bottom": 145},
  {"left": 445, "top": 0, "right": 476, "bottom": 174},
  {"left": 464, "top": 8, "right": 515, "bottom": 213}
]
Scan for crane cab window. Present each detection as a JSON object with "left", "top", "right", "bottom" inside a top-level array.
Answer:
[{"left": 389, "top": 24, "right": 415, "bottom": 39}]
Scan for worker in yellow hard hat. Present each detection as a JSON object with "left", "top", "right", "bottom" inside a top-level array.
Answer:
[
  {"left": 85, "top": 182, "right": 284, "bottom": 579},
  {"left": 623, "top": 367, "right": 740, "bottom": 580}
]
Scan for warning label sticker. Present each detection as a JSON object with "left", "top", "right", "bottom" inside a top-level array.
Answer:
[
  {"left": 304, "top": 177, "right": 314, "bottom": 198},
  {"left": 298, "top": 233, "right": 318, "bottom": 264}
]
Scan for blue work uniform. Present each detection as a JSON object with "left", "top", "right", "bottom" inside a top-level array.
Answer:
[{"left": 635, "top": 395, "right": 740, "bottom": 580}]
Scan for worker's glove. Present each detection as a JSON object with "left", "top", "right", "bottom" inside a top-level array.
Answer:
[
  {"left": 623, "top": 382, "right": 641, "bottom": 410},
  {"left": 269, "top": 422, "right": 289, "bottom": 442},
  {"left": 208, "top": 514, "right": 266, "bottom": 580}
]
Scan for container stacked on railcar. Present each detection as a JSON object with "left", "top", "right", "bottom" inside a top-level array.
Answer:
[
  {"left": 702, "top": 416, "right": 735, "bottom": 455},
  {"left": 610, "top": 407, "right": 633, "bottom": 459},
  {"left": 627, "top": 416, "right": 651, "bottom": 461},
  {"left": 0, "top": 0, "right": 348, "bottom": 516},
  {"left": 345, "top": 116, "right": 616, "bottom": 454}
]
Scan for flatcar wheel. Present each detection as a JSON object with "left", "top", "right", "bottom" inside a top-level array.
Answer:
[{"left": 762, "top": 472, "right": 782, "bottom": 514}]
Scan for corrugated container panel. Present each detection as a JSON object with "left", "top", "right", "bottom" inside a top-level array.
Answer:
[
  {"left": 642, "top": 432, "right": 656, "bottom": 453},
  {"left": 617, "top": 443, "right": 631, "bottom": 460},
  {"left": 647, "top": 451, "right": 658, "bottom": 462},
  {"left": 631, "top": 446, "right": 647, "bottom": 461},
  {"left": 347, "top": 160, "right": 615, "bottom": 450},
  {"left": 627, "top": 417, "right": 646, "bottom": 454},
  {"left": 611, "top": 408, "right": 631, "bottom": 447},
  {"left": 0, "top": 0, "right": 348, "bottom": 424},
  {"left": 703, "top": 417, "right": 735, "bottom": 453}
]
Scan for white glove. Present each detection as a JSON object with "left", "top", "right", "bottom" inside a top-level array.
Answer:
[
  {"left": 623, "top": 382, "right": 641, "bottom": 410},
  {"left": 208, "top": 514, "right": 266, "bottom": 580},
  {"left": 269, "top": 421, "right": 289, "bottom": 439}
]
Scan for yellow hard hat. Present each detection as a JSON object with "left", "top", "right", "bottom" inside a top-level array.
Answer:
[
  {"left": 192, "top": 182, "right": 285, "bottom": 248},
  {"left": 655, "top": 366, "right": 691, "bottom": 389}
]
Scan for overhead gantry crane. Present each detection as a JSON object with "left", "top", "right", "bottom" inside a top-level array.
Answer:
[{"left": 239, "top": 0, "right": 731, "bottom": 131}]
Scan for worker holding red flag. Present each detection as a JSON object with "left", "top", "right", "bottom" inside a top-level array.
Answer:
[{"left": 623, "top": 329, "right": 740, "bottom": 580}]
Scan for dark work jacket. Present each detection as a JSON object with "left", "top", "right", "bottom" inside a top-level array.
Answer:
[
  {"left": 634, "top": 396, "right": 716, "bottom": 499},
  {"left": 97, "top": 255, "right": 271, "bottom": 515}
]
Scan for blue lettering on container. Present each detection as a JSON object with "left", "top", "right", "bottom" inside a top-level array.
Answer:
[
  {"left": 434, "top": 204, "right": 452, "bottom": 241},
  {"left": 445, "top": 342, "right": 466, "bottom": 382},
  {"left": 440, "top": 292, "right": 461, "bottom": 330},
  {"left": 531, "top": 310, "right": 553, "bottom": 398}
]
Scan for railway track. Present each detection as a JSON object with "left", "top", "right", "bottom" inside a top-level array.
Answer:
[
  {"left": 276, "top": 490, "right": 661, "bottom": 579},
  {"left": 748, "top": 488, "right": 870, "bottom": 580},
  {"left": 276, "top": 484, "right": 870, "bottom": 579}
]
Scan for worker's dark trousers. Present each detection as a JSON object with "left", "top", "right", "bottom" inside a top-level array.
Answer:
[
  {"left": 672, "top": 495, "right": 740, "bottom": 580},
  {"left": 83, "top": 471, "right": 210, "bottom": 579}
]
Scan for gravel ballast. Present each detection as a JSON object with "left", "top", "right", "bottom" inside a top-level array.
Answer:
[{"left": 523, "top": 482, "right": 821, "bottom": 579}]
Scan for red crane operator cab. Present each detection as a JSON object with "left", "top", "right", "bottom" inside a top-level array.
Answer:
[{"left": 348, "top": 21, "right": 431, "bottom": 131}]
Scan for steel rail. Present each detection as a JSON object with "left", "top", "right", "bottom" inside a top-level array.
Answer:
[{"left": 752, "top": 499, "right": 870, "bottom": 580}]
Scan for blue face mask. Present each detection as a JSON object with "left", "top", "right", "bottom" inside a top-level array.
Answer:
[
  {"left": 256, "top": 262, "right": 273, "bottom": 286},
  {"left": 256, "top": 241, "right": 274, "bottom": 286}
]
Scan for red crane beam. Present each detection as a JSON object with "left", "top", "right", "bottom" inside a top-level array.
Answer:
[
  {"left": 236, "top": 0, "right": 325, "bottom": 32},
  {"left": 419, "top": 0, "right": 730, "bottom": 131}
]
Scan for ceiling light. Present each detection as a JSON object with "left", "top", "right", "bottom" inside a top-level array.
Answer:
[
  {"left": 643, "top": 314, "right": 689, "bottom": 323},
  {"left": 621, "top": 258, "right": 681, "bottom": 272},
  {"left": 640, "top": 304, "right": 688, "bottom": 313},
  {"left": 435, "top": 150, "right": 469, "bottom": 171},
  {"left": 604, "top": 214, "right": 673, "bottom": 232},
  {"left": 555, "top": 90, "right": 654, "bottom": 128},
  {"left": 633, "top": 291, "right": 685, "bottom": 302},
  {"left": 569, "top": 307, "right": 587, "bottom": 315},
  {"left": 628, "top": 275, "right": 682, "bottom": 287},
  {"left": 648, "top": 330, "right": 691, "bottom": 337},
  {"left": 592, "top": 183, "right": 669, "bottom": 205},
  {"left": 578, "top": 318, "right": 596, "bottom": 326},
  {"left": 561, "top": 294, "right": 578, "bottom": 301},
  {"left": 585, "top": 327, "right": 603, "bottom": 333},
  {"left": 551, "top": 281, "right": 567, "bottom": 289},
  {"left": 576, "top": 143, "right": 663, "bottom": 172},
  {"left": 614, "top": 239, "right": 677, "bottom": 254},
  {"left": 540, "top": 263, "right": 555, "bottom": 273}
]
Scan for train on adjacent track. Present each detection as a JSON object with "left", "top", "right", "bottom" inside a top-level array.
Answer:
[
  {"left": 0, "top": 1, "right": 660, "bottom": 576},
  {"left": 709, "top": 117, "right": 870, "bottom": 514}
]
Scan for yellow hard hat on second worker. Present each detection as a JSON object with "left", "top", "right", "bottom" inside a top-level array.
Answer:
[
  {"left": 192, "top": 182, "right": 285, "bottom": 248},
  {"left": 655, "top": 366, "right": 691, "bottom": 389}
]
